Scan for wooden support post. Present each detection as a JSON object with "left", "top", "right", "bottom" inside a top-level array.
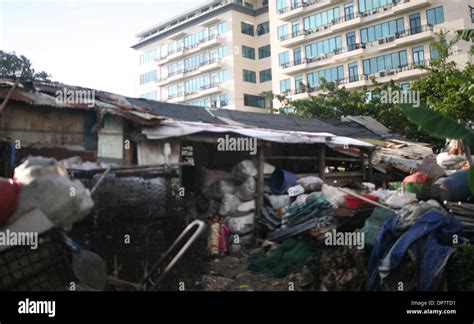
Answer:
[
  {"left": 360, "top": 150, "right": 366, "bottom": 181},
  {"left": 254, "top": 141, "right": 265, "bottom": 238},
  {"left": 318, "top": 144, "right": 326, "bottom": 180},
  {"left": 368, "top": 149, "right": 373, "bottom": 182}
]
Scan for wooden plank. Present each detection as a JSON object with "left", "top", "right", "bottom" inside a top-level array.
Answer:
[
  {"left": 319, "top": 144, "right": 326, "bottom": 180},
  {"left": 254, "top": 141, "right": 265, "bottom": 237}
]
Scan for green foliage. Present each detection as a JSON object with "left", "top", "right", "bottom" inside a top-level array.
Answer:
[
  {"left": 279, "top": 31, "right": 473, "bottom": 144},
  {"left": 0, "top": 50, "right": 51, "bottom": 81}
]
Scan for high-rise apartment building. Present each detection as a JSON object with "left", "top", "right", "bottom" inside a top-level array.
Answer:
[
  {"left": 133, "top": 0, "right": 473, "bottom": 112},
  {"left": 133, "top": 0, "right": 272, "bottom": 112}
]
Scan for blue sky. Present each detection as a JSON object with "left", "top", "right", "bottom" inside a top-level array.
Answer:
[{"left": 0, "top": 0, "right": 200, "bottom": 96}]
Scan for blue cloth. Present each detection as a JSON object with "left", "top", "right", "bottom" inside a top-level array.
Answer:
[{"left": 369, "top": 209, "right": 463, "bottom": 290}]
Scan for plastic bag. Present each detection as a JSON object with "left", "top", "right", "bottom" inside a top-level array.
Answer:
[
  {"left": 298, "top": 176, "right": 324, "bottom": 192},
  {"left": 219, "top": 194, "right": 241, "bottom": 216},
  {"left": 236, "top": 177, "right": 256, "bottom": 201},
  {"left": 232, "top": 160, "right": 257, "bottom": 183}
]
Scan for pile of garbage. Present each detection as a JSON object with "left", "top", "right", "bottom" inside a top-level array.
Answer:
[
  {"left": 0, "top": 157, "right": 107, "bottom": 291},
  {"left": 260, "top": 168, "right": 354, "bottom": 242},
  {"left": 202, "top": 160, "right": 261, "bottom": 247}
]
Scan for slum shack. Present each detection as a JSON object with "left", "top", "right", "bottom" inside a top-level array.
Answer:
[{"left": 1, "top": 79, "right": 472, "bottom": 292}]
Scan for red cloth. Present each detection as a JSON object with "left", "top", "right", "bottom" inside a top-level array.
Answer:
[
  {"left": 219, "top": 223, "right": 230, "bottom": 253},
  {"left": 344, "top": 194, "right": 378, "bottom": 209},
  {"left": 0, "top": 178, "right": 21, "bottom": 227},
  {"left": 403, "top": 172, "right": 429, "bottom": 183}
]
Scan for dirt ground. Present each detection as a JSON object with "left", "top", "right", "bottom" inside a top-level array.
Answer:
[{"left": 198, "top": 251, "right": 294, "bottom": 291}]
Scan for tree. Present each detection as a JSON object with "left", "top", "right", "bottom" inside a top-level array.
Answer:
[
  {"left": 409, "top": 31, "right": 474, "bottom": 122},
  {"left": 278, "top": 31, "right": 473, "bottom": 144},
  {"left": 0, "top": 51, "right": 52, "bottom": 81}
]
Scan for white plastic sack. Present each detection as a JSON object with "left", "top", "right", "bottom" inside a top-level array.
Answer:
[
  {"left": 385, "top": 192, "right": 418, "bottom": 209},
  {"left": 12, "top": 157, "right": 94, "bottom": 227},
  {"left": 321, "top": 184, "right": 346, "bottom": 208},
  {"left": 267, "top": 194, "right": 290, "bottom": 210},
  {"left": 206, "top": 180, "right": 236, "bottom": 200},
  {"left": 237, "top": 200, "right": 255, "bottom": 214},
  {"left": 232, "top": 160, "right": 257, "bottom": 183},
  {"left": 298, "top": 176, "right": 324, "bottom": 192},
  {"left": 219, "top": 194, "right": 241, "bottom": 216},
  {"left": 226, "top": 213, "right": 255, "bottom": 234},
  {"left": 235, "top": 177, "right": 256, "bottom": 201},
  {"left": 288, "top": 184, "right": 305, "bottom": 197}
]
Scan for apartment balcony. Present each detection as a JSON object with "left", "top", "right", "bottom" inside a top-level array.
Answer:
[
  {"left": 277, "top": 0, "right": 338, "bottom": 22},
  {"left": 155, "top": 59, "right": 222, "bottom": 86},
  {"left": 332, "top": 0, "right": 432, "bottom": 33},
  {"left": 279, "top": 0, "right": 432, "bottom": 46},
  {"left": 284, "top": 61, "right": 430, "bottom": 99},
  {"left": 155, "top": 35, "right": 222, "bottom": 65},
  {"left": 363, "top": 25, "right": 434, "bottom": 55},
  {"left": 281, "top": 43, "right": 366, "bottom": 75},
  {"left": 182, "top": 83, "right": 222, "bottom": 101},
  {"left": 167, "top": 93, "right": 186, "bottom": 103}
]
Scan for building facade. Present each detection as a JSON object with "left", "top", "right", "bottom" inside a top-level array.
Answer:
[
  {"left": 133, "top": 0, "right": 273, "bottom": 112},
  {"left": 133, "top": 0, "right": 474, "bottom": 112}
]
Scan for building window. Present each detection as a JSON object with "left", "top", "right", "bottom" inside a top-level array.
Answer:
[
  {"left": 400, "top": 83, "right": 410, "bottom": 92},
  {"left": 243, "top": 69, "right": 257, "bottom": 83},
  {"left": 276, "top": 0, "right": 287, "bottom": 13},
  {"left": 427, "top": 7, "right": 444, "bottom": 26},
  {"left": 241, "top": 22, "right": 255, "bottom": 36},
  {"left": 291, "top": 20, "right": 300, "bottom": 37},
  {"left": 430, "top": 46, "right": 440, "bottom": 60},
  {"left": 140, "top": 49, "right": 158, "bottom": 65},
  {"left": 360, "top": 18, "right": 405, "bottom": 43},
  {"left": 218, "top": 45, "right": 228, "bottom": 59},
  {"left": 139, "top": 70, "right": 157, "bottom": 84},
  {"left": 258, "top": 45, "right": 271, "bottom": 59},
  {"left": 412, "top": 46, "right": 425, "bottom": 66},
  {"left": 257, "top": 21, "right": 270, "bottom": 35},
  {"left": 279, "top": 51, "right": 290, "bottom": 67},
  {"left": 305, "top": 36, "right": 343, "bottom": 59},
  {"left": 409, "top": 13, "right": 422, "bottom": 34},
  {"left": 220, "top": 94, "right": 230, "bottom": 107},
  {"left": 307, "top": 66, "right": 344, "bottom": 88},
  {"left": 344, "top": 2, "right": 354, "bottom": 20},
  {"left": 362, "top": 50, "right": 408, "bottom": 75},
  {"left": 168, "top": 84, "right": 177, "bottom": 98},
  {"left": 295, "top": 75, "right": 304, "bottom": 93},
  {"left": 140, "top": 91, "right": 158, "bottom": 100},
  {"left": 348, "top": 62, "right": 359, "bottom": 82},
  {"left": 470, "top": 6, "right": 474, "bottom": 23},
  {"left": 280, "top": 78, "right": 291, "bottom": 95},
  {"left": 293, "top": 47, "right": 302, "bottom": 65},
  {"left": 219, "top": 69, "right": 229, "bottom": 83},
  {"left": 260, "top": 69, "right": 272, "bottom": 83},
  {"left": 242, "top": 45, "right": 256, "bottom": 59},
  {"left": 244, "top": 94, "right": 265, "bottom": 108},
  {"left": 303, "top": 7, "right": 340, "bottom": 31},
  {"left": 277, "top": 24, "right": 288, "bottom": 40},
  {"left": 346, "top": 31, "right": 356, "bottom": 51},
  {"left": 358, "top": 0, "right": 400, "bottom": 13}
]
